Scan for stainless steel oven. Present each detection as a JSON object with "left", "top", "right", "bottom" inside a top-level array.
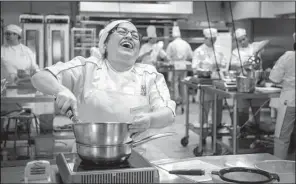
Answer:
[
  {"left": 45, "top": 15, "right": 70, "bottom": 67},
  {"left": 19, "top": 14, "right": 45, "bottom": 68}
]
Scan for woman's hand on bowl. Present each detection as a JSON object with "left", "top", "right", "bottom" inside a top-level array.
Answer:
[
  {"left": 129, "top": 113, "right": 151, "bottom": 134},
  {"left": 56, "top": 88, "right": 78, "bottom": 116}
]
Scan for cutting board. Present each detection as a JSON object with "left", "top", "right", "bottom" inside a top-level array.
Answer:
[{"left": 157, "top": 159, "right": 222, "bottom": 183}]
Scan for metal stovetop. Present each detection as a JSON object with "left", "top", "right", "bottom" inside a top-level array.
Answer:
[{"left": 56, "top": 150, "right": 159, "bottom": 184}]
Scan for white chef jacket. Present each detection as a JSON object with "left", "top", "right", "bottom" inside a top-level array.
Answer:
[
  {"left": 1, "top": 43, "right": 38, "bottom": 79},
  {"left": 192, "top": 44, "right": 227, "bottom": 74},
  {"left": 45, "top": 56, "right": 176, "bottom": 115},
  {"left": 90, "top": 47, "right": 102, "bottom": 59},
  {"left": 229, "top": 42, "right": 263, "bottom": 71},
  {"left": 139, "top": 42, "right": 166, "bottom": 65},
  {"left": 269, "top": 51, "right": 295, "bottom": 107},
  {"left": 166, "top": 38, "right": 193, "bottom": 62}
]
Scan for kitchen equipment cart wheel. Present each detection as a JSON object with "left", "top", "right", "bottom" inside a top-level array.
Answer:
[
  {"left": 181, "top": 136, "right": 189, "bottom": 147},
  {"left": 193, "top": 147, "right": 203, "bottom": 156}
]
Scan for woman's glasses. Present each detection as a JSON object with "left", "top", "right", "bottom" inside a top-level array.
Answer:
[
  {"left": 5, "top": 32, "right": 17, "bottom": 36},
  {"left": 113, "top": 27, "right": 141, "bottom": 40}
]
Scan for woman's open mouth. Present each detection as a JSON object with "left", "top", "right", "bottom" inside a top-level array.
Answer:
[{"left": 120, "top": 41, "right": 134, "bottom": 49}]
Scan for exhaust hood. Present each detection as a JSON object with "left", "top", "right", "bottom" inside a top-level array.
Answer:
[{"left": 79, "top": 1, "right": 193, "bottom": 17}]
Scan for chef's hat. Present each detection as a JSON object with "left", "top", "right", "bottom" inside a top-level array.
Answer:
[
  {"left": 235, "top": 28, "right": 247, "bottom": 39},
  {"left": 5, "top": 24, "right": 22, "bottom": 36},
  {"left": 99, "top": 20, "right": 131, "bottom": 55},
  {"left": 203, "top": 28, "right": 218, "bottom": 38},
  {"left": 172, "top": 25, "right": 181, "bottom": 37},
  {"left": 147, "top": 25, "right": 157, "bottom": 38}
]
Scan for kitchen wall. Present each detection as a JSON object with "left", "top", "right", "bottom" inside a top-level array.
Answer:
[
  {"left": 252, "top": 18, "right": 295, "bottom": 69},
  {"left": 224, "top": 1, "right": 296, "bottom": 21},
  {"left": 226, "top": 18, "right": 295, "bottom": 69},
  {"left": 1, "top": 1, "right": 78, "bottom": 27},
  {"left": 189, "top": 1, "right": 226, "bottom": 22}
]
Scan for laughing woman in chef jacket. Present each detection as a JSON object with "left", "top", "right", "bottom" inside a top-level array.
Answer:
[
  {"left": 192, "top": 28, "right": 227, "bottom": 128},
  {"left": 1, "top": 24, "right": 39, "bottom": 82},
  {"left": 269, "top": 33, "right": 295, "bottom": 160},
  {"left": 31, "top": 20, "right": 176, "bottom": 145}
]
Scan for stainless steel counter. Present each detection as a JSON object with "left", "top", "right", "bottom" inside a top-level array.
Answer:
[
  {"left": 2, "top": 153, "right": 294, "bottom": 183},
  {"left": 1, "top": 86, "right": 54, "bottom": 104}
]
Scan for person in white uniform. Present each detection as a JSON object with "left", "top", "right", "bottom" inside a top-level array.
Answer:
[
  {"left": 192, "top": 28, "right": 227, "bottom": 127},
  {"left": 1, "top": 24, "right": 40, "bottom": 135},
  {"left": 137, "top": 25, "right": 167, "bottom": 66},
  {"left": 269, "top": 33, "right": 295, "bottom": 160},
  {"left": 1, "top": 24, "right": 39, "bottom": 83},
  {"left": 166, "top": 24, "right": 193, "bottom": 104},
  {"left": 229, "top": 28, "right": 269, "bottom": 131},
  {"left": 31, "top": 20, "right": 176, "bottom": 139}
]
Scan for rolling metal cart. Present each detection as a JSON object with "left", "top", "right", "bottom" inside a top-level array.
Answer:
[{"left": 180, "top": 77, "right": 231, "bottom": 156}]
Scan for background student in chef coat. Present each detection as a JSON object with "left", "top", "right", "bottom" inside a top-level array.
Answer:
[
  {"left": 1, "top": 24, "right": 40, "bottom": 135},
  {"left": 137, "top": 25, "right": 167, "bottom": 66},
  {"left": 192, "top": 28, "right": 227, "bottom": 127},
  {"left": 1, "top": 24, "right": 39, "bottom": 83},
  {"left": 269, "top": 33, "right": 295, "bottom": 160},
  {"left": 166, "top": 24, "right": 193, "bottom": 104},
  {"left": 229, "top": 28, "right": 269, "bottom": 132}
]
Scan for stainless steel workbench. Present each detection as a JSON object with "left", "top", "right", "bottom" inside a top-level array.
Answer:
[{"left": 200, "top": 85, "right": 280, "bottom": 155}]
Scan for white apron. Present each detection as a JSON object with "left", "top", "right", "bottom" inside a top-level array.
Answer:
[
  {"left": 274, "top": 100, "right": 287, "bottom": 138},
  {"left": 72, "top": 65, "right": 150, "bottom": 152},
  {"left": 274, "top": 88, "right": 295, "bottom": 138}
]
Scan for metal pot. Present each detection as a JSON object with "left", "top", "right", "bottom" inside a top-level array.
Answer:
[
  {"left": 73, "top": 122, "right": 133, "bottom": 146},
  {"left": 236, "top": 76, "right": 256, "bottom": 93},
  {"left": 76, "top": 132, "right": 176, "bottom": 164},
  {"left": 64, "top": 107, "right": 135, "bottom": 146},
  {"left": 237, "top": 70, "right": 263, "bottom": 93}
]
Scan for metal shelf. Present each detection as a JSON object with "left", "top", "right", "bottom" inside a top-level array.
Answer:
[{"left": 71, "top": 27, "right": 96, "bottom": 58}]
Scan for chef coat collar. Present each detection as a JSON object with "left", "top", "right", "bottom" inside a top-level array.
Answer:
[{"left": 105, "top": 59, "right": 135, "bottom": 73}]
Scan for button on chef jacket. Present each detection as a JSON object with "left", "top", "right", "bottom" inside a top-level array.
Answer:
[
  {"left": 1, "top": 43, "right": 38, "bottom": 79},
  {"left": 45, "top": 56, "right": 176, "bottom": 117}
]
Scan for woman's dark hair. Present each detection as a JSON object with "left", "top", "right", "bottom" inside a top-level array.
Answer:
[{"left": 294, "top": 42, "right": 296, "bottom": 51}]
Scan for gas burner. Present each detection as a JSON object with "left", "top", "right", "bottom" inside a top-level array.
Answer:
[
  {"left": 74, "top": 159, "right": 133, "bottom": 172},
  {"left": 56, "top": 150, "right": 159, "bottom": 184}
]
